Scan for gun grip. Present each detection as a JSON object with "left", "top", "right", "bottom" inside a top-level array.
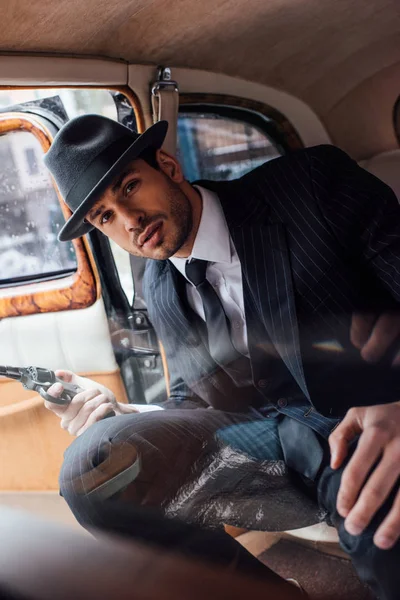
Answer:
[
  {"left": 40, "top": 387, "right": 116, "bottom": 419},
  {"left": 39, "top": 388, "right": 71, "bottom": 406}
]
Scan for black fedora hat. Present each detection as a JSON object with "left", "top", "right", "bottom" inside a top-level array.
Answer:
[{"left": 44, "top": 114, "right": 168, "bottom": 241}]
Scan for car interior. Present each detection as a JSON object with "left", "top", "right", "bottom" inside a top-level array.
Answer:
[{"left": 0, "top": 1, "right": 399, "bottom": 598}]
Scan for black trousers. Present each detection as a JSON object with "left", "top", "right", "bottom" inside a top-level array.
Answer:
[
  {"left": 59, "top": 409, "right": 400, "bottom": 600},
  {"left": 317, "top": 442, "right": 400, "bottom": 600}
]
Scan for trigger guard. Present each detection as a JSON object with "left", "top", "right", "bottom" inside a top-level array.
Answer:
[{"left": 39, "top": 387, "right": 71, "bottom": 406}]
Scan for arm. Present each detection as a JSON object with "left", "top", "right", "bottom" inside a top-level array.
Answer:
[
  {"left": 160, "top": 368, "right": 208, "bottom": 410},
  {"left": 313, "top": 146, "right": 400, "bottom": 361},
  {"left": 45, "top": 370, "right": 163, "bottom": 437},
  {"left": 142, "top": 261, "right": 207, "bottom": 411},
  {"left": 310, "top": 144, "right": 400, "bottom": 302},
  {"left": 308, "top": 146, "right": 400, "bottom": 549},
  {"left": 45, "top": 365, "right": 205, "bottom": 438}
]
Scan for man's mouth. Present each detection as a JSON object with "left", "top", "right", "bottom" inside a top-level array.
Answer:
[{"left": 138, "top": 221, "right": 163, "bottom": 249}]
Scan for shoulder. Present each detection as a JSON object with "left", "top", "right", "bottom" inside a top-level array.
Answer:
[
  {"left": 242, "top": 146, "right": 360, "bottom": 205},
  {"left": 228, "top": 145, "right": 353, "bottom": 193},
  {"left": 196, "top": 146, "right": 352, "bottom": 191},
  {"left": 305, "top": 144, "right": 352, "bottom": 162},
  {"left": 305, "top": 144, "right": 356, "bottom": 175},
  {"left": 253, "top": 144, "right": 351, "bottom": 174}
]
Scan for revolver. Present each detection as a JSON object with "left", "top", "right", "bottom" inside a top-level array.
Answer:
[
  {"left": 0, "top": 365, "right": 115, "bottom": 420},
  {"left": 0, "top": 365, "right": 83, "bottom": 405}
]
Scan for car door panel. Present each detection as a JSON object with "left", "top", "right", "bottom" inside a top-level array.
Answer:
[{"left": 0, "top": 110, "right": 128, "bottom": 492}]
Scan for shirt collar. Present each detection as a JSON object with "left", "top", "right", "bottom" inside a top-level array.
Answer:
[{"left": 169, "top": 185, "right": 231, "bottom": 277}]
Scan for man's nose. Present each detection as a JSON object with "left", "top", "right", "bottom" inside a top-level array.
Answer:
[{"left": 120, "top": 207, "right": 145, "bottom": 232}]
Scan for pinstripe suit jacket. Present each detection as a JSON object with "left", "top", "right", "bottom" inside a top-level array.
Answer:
[{"left": 143, "top": 145, "right": 400, "bottom": 422}]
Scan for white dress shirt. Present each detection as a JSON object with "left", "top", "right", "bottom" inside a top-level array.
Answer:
[{"left": 169, "top": 185, "right": 249, "bottom": 357}]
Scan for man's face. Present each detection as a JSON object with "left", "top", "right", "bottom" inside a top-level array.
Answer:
[{"left": 85, "top": 153, "right": 194, "bottom": 260}]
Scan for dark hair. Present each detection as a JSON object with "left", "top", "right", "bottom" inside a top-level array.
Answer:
[{"left": 139, "top": 147, "right": 159, "bottom": 170}]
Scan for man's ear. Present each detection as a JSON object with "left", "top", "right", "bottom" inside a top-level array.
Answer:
[{"left": 156, "top": 149, "right": 185, "bottom": 183}]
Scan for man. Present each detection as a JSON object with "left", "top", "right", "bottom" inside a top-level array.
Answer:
[{"left": 44, "top": 114, "right": 400, "bottom": 599}]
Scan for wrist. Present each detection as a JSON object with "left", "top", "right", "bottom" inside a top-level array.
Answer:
[
  {"left": 131, "top": 403, "right": 164, "bottom": 413},
  {"left": 116, "top": 402, "right": 164, "bottom": 414}
]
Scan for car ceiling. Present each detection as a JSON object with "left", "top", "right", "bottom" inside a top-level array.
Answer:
[{"left": 1, "top": 0, "right": 400, "bottom": 158}]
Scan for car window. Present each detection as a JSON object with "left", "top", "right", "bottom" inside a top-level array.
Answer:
[
  {"left": 177, "top": 111, "right": 282, "bottom": 182},
  {"left": 0, "top": 130, "right": 76, "bottom": 285},
  {"left": 0, "top": 88, "right": 117, "bottom": 119},
  {"left": 128, "top": 101, "right": 294, "bottom": 309},
  {"left": 0, "top": 89, "right": 129, "bottom": 287}
]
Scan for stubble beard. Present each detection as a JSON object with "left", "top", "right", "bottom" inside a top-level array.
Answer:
[
  {"left": 131, "top": 181, "right": 193, "bottom": 260},
  {"left": 166, "top": 186, "right": 193, "bottom": 258}
]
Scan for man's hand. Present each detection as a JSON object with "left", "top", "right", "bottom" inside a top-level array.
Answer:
[
  {"left": 45, "top": 370, "right": 138, "bottom": 437},
  {"left": 351, "top": 312, "right": 400, "bottom": 365},
  {"left": 329, "top": 402, "right": 400, "bottom": 550}
]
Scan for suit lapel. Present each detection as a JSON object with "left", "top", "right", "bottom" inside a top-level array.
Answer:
[
  {"left": 149, "top": 261, "right": 200, "bottom": 347},
  {"left": 148, "top": 261, "right": 246, "bottom": 401},
  {"left": 202, "top": 178, "right": 310, "bottom": 399},
  {"left": 230, "top": 222, "right": 310, "bottom": 401},
  {"left": 149, "top": 174, "right": 310, "bottom": 401}
]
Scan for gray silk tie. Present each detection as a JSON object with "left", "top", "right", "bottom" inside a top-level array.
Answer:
[{"left": 185, "top": 259, "right": 242, "bottom": 367}]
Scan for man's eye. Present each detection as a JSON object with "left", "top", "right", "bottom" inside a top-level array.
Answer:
[
  {"left": 125, "top": 180, "right": 139, "bottom": 195},
  {"left": 100, "top": 211, "right": 113, "bottom": 225}
]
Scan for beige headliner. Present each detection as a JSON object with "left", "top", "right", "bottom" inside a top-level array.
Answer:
[{"left": 1, "top": 0, "right": 400, "bottom": 158}]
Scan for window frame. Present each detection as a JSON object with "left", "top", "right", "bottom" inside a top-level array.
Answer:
[
  {"left": 0, "top": 111, "right": 99, "bottom": 319},
  {"left": 178, "top": 93, "right": 304, "bottom": 156},
  {"left": 0, "top": 85, "right": 144, "bottom": 320}
]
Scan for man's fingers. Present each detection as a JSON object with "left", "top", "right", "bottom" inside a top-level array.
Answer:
[
  {"left": 329, "top": 431, "right": 349, "bottom": 470},
  {"left": 75, "top": 402, "right": 115, "bottom": 437},
  {"left": 374, "top": 488, "right": 400, "bottom": 550},
  {"left": 46, "top": 382, "right": 64, "bottom": 398},
  {"left": 360, "top": 314, "right": 400, "bottom": 363},
  {"left": 344, "top": 445, "right": 399, "bottom": 535},
  {"left": 337, "top": 427, "right": 385, "bottom": 519},
  {"left": 351, "top": 312, "right": 400, "bottom": 363},
  {"left": 44, "top": 383, "right": 66, "bottom": 416},
  {"left": 329, "top": 408, "right": 362, "bottom": 469},
  {"left": 60, "top": 389, "right": 103, "bottom": 431},
  {"left": 62, "top": 392, "right": 113, "bottom": 435},
  {"left": 350, "top": 313, "right": 376, "bottom": 350},
  {"left": 54, "top": 370, "right": 74, "bottom": 383}
]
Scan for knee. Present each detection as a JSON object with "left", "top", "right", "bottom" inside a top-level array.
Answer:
[
  {"left": 318, "top": 461, "right": 398, "bottom": 557},
  {"left": 59, "top": 418, "right": 144, "bottom": 526},
  {"left": 58, "top": 438, "right": 98, "bottom": 526},
  {"left": 59, "top": 421, "right": 118, "bottom": 525}
]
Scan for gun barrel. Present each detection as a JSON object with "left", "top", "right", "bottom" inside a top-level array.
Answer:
[{"left": 0, "top": 365, "right": 22, "bottom": 380}]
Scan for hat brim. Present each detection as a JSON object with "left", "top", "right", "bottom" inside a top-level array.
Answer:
[{"left": 57, "top": 120, "right": 168, "bottom": 242}]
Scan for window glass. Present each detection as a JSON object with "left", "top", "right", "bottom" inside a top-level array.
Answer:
[
  {"left": 0, "top": 88, "right": 127, "bottom": 286},
  {"left": 0, "top": 131, "right": 76, "bottom": 284},
  {"left": 109, "top": 239, "right": 135, "bottom": 304},
  {"left": 177, "top": 111, "right": 282, "bottom": 182},
  {"left": 0, "top": 88, "right": 117, "bottom": 120},
  {"left": 127, "top": 107, "right": 285, "bottom": 309}
]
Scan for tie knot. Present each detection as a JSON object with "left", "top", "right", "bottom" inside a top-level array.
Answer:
[{"left": 185, "top": 259, "right": 208, "bottom": 287}]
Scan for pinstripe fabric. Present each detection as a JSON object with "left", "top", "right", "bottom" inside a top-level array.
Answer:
[
  {"left": 59, "top": 409, "right": 324, "bottom": 531},
  {"left": 143, "top": 144, "right": 400, "bottom": 438},
  {"left": 57, "top": 146, "right": 400, "bottom": 593}
]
